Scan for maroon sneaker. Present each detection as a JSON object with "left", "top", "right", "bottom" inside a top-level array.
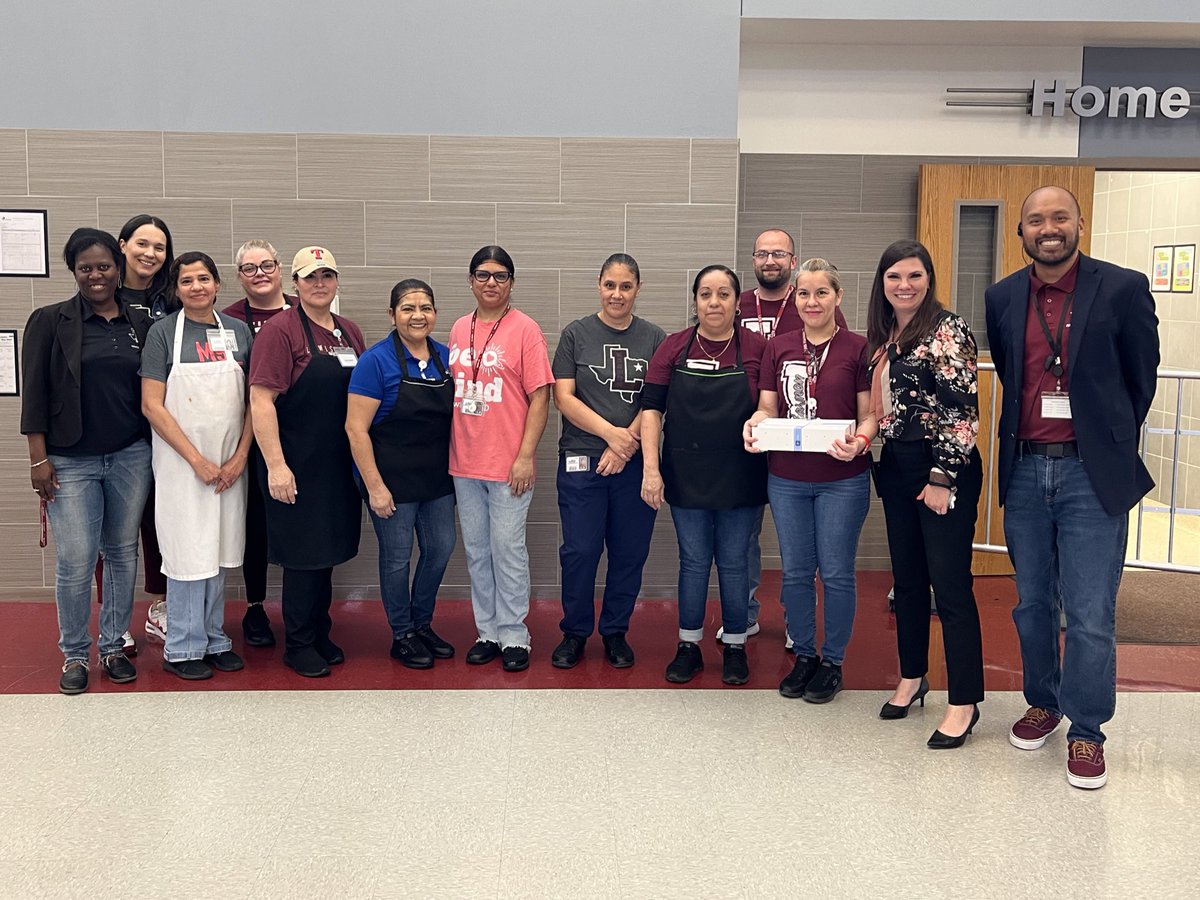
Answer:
[
  {"left": 1009, "top": 707, "right": 1063, "bottom": 750},
  {"left": 1067, "top": 740, "right": 1107, "bottom": 789}
]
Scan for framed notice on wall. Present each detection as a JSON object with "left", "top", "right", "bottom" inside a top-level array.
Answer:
[
  {"left": 0, "top": 330, "right": 18, "bottom": 396},
  {"left": 1152, "top": 245, "right": 1173, "bottom": 292},
  {"left": 0, "top": 210, "right": 49, "bottom": 278},
  {"left": 1172, "top": 244, "right": 1195, "bottom": 294}
]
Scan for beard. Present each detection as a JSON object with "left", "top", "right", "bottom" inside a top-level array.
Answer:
[
  {"left": 1024, "top": 227, "right": 1080, "bottom": 266},
  {"left": 755, "top": 266, "right": 792, "bottom": 290}
]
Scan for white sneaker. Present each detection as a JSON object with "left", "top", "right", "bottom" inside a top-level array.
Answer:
[
  {"left": 785, "top": 633, "right": 794, "bottom": 651},
  {"left": 145, "top": 599, "right": 167, "bottom": 641},
  {"left": 121, "top": 630, "right": 137, "bottom": 657},
  {"left": 715, "top": 622, "right": 760, "bottom": 641}
]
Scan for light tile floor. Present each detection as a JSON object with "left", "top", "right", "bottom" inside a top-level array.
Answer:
[{"left": 2, "top": 689, "right": 1197, "bottom": 899}]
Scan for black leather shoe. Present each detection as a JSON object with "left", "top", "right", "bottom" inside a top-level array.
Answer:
[
  {"left": 551, "top": 634, "right": 586, "bottom": 669},
  {"left": 59, "top": 661, "right": 88, "bottom": 695},
  {"left": 879, "top": 677, "right": 930, "bottom": 719},
  {"left": 203, "top": 650, "right": 245, "bottom": 672},
  {"left": 927, "top": 705, "right": 980, "bottom": 749},
  {"left": 391, "top": 633, "right": 434, "bottom": 669},
  {"left": 415, "top": 625, "right": 455, "bottom": 659},
  {"left": 722, "top": 644, "right": 750, "bottom": 685},
  {"left": 778, "top": 654, "right": 821, "bottom": 699},
  {"left": 163, "top": 658, "right": 214, "bottom": 680},
  {"left": 665, "top": 641, "right": 703, "bottom": 683},
  {"left": 466, "top": 640, "right": 501, "bottom": 665},
  {"left": 284, "top": 648, "right": 331, "bottom": 678},
  {"left": 242, "top": 603, "right": 276, "bottom": 648},
  {"left": 316, "top": 639, "right": 345, "bottom": 666},
  {"left": 501, "top": 646, "right": 530, "bottom": 672},
  {"left": 101, "top": 652, "right": 138, "bottom": 684},
  {"left": 802, "top": 660, "right": 843, "bottom": 703},
  {"left": 602, "top": 633, "right": 635, "bottom": 668}
]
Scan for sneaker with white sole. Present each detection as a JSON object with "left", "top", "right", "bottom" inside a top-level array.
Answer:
[
  {"left": 145, "top": 599, "right": 167, "bottom": 641},
  {"left": 1066, "top": 740, "right": 1107, "bottom": 789},
  {"left": 122, "top": 630, "right": 137, "bottom": 657},
  {"left": 715, "top": 622, "right": 760, "bottom": 641}
]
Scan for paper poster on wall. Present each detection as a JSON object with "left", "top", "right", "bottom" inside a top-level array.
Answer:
[
  {"left": 0, "top": 210, "right": 50, "bottom": 278},
  {"left": 1152, "top": 245, "right": 1173, "bottom": 292},
  {"left": 1172, "top": 244, "right": 1194, "bottom": 293},
  {"left": 0, "top": 330, "right": 19, "bottom": 396}
]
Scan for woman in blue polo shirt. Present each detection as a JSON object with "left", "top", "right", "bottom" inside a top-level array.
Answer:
[{"left": 346, "top": 279, "right": 457, "bottom": 669}]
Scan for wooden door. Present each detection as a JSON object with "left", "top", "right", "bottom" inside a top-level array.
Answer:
[{"left": 917, "top": 164, "right": 1096, "bottom": 574}]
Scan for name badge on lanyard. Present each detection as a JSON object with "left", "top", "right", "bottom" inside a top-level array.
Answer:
[
  {"left": 207, "top": 329, "right": 237, "bottom": 354},
  {"left": 460, "top": 382, "right": 485, "bottom": 416},
  {"left": 333, "top": 347, "right": 358, "bottom": 368},
  {"left": 1041, "top": 391, "right": 1071, "bottom": 419}
]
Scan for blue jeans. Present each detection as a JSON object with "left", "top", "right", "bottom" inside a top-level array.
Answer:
[
  {"left": 46, "top": 441, "right": 153, "bottom": 662},
  {"left": 557, "top": 455, "right": 657, "bottom": 638},
  {"left": 1004, "top": 454, "right": 1127, "bottom": 744},
  {"left": 453, "top": 476, "right": 533, "bottom": 649},
  {"left": 768, "top": 471, "right": 870, "bottom": 664},
  {"left": 669, "top": 505, "right": 759, "bottom": 644},
  {"left": 368, "top": 492, "right": 457, "bottom": 638},
  {"left": 745, "top": 505, "right": 765, "bottom": 626},
  {"left": 164, "top": 570, "right": 234, "bottom": 662}
]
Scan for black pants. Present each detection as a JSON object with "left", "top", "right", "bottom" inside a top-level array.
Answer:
[
  {"left": 877, "top": 440, "right": 985, "bottom": 706},
  {"left": 242, "top": 446, "right": 271, "bottom": 606},
  {"left": 281, "top": 567, "right": 334, "bottom": 653}
]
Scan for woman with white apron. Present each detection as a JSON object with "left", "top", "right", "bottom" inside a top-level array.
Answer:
[{"left": 141, "top": 251, "right": 254, "bottom": 680}]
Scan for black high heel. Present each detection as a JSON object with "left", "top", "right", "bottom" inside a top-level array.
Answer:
[
  {"left": 879, "top": 676, "right": 929, "bottom": 720},
  {"left": 927, "top": 705, "right": 980, "bottom": 749}
]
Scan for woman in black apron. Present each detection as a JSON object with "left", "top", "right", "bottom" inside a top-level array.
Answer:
[
  {"left": 640, "top": 265, "right": 768, "bottom": 686},
  {"left": 347, "top": 279, "right": 457, "bottom": 670},
  {"left": 248, "top": 247, "right": 366, "bottom": 678}
]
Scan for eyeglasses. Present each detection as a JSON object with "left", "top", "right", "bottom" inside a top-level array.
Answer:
[
  {"left": 752, "top": 250, "right": 794, "bottom": 261},
  {"left": 472, "top": 270, "right": 512, "bottom": 284},
  {"left": 237, "top": 260, "right": 280, "bottom": 276}
]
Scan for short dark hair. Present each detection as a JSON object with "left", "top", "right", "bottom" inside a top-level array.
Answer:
[
  {"left": 469, "top": 245, "right": 515, "bottom": 276},
  {"left": 63, "top": 228, "right": 121, "bottom": 271},
  {"left": 600, "top": 253, "right": 640, "bottom": 282},
  {"left": 169, "top": 251, "right": 221, "bottom": 295},
  {"left": 390, "top": 278, "right": 436, "bottom": 311},
  {"left": 692, "top": 264, "right": 741, "bottom": 299},
  {"left": 866, "top": 239, "right": 943, "bottom": 359},
  {"left": 118, "top": 214, "right": 175, "bottom": 300}
]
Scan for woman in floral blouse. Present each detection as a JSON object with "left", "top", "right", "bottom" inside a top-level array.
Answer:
[{"left": 866, "top": 239, "right": 985, "bottom": 750}]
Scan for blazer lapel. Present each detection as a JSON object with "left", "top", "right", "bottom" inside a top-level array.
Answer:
[
  {"left": 1007, "top": 269, "right": 1030, "bottom": 392},
  {"left": 1068, "top": 253, "right": 1099, "bottom": 366},
  {"left": 59, "top": 294, "right": 84, "bottom": 387}
]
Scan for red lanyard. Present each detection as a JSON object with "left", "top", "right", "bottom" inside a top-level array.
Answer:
[
  {"left": 754, "top": 285, "right": 794, "bottom": 339},
  {"left": 468, "top": 306, "right": 510, "bottom": 383},
  {"left": 804, "top": 328, "right": 838, "bottom": 418}
]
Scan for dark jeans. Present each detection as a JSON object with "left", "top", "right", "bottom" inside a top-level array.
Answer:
[
  {"left": 877, "top": 440, "right": 984, "bottom": 706},
  {"left": 281, "top": 567, "right": 334, "bottom": 653},
  {"left": 669, "top": 504, "right": 759, "bottom": 644},
  {"left": 368, "top": 491, "right": 456, "bottom": 638},
  {"left": 557, "top": 455, "right": 657, "bottom": 638},
  {"left": 242, "top": 445, "right": 271, "bottom": 606}
]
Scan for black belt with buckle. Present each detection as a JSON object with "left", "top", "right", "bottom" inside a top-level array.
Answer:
[{"left": 1019, "top": 440, "right": 1078, "bottom": 458}]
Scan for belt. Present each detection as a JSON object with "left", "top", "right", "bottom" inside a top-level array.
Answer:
[{"left": 1018, "top": 440, "right": 1078, "bottom": 458}]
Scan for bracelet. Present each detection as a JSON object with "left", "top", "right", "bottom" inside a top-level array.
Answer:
[
  {"left": 30, "top": 458, "right": 49, "bottom": 468},
  {"left": 854, "top": 434, "right": 870, "bottom": 454}
]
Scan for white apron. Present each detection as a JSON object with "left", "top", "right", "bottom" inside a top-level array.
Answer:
[{"left": 152, "top": 311, "right": 248, "bottom": 581}]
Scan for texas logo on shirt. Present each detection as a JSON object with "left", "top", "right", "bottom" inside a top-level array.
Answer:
[{"left": 589, "top": 343, "right": 648, "bottom": 402}]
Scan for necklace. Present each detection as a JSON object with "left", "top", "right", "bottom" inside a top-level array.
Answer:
[{"left": 696, "top": 332, "right": 734, "bottom": 361}]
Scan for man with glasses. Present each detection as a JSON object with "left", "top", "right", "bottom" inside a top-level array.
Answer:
[{"left": 221, "top": 239, "right": 296, "bottom": 648}]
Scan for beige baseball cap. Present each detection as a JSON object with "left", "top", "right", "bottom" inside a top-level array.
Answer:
[{"left": 291, "top": 246, "right": 339, "bottom": 278}]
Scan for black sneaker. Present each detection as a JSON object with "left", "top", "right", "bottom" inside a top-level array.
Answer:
[
  {"left": 414, "top": 625, "right": 455, "bottom": 659},
  {"left": 551, "top": 634, "right": 586, "bottom": 669},
  {"left": 501, "top": 646, "right": 530, "bottom": 672},
  {"left": 778, "top": 654, "right": 822, "bottom": 699},
  {"left": 162, "top": 658, "right": 214, "bottom": 681},
  {"left": 601, "top": 633, "right": 635, "bottom": 669},
  {"left": 316, "top": 639, "right": 345, "bottom": 666},
  {"left": 722, "top": 644, "right": 750, "bottom": 685},
  {"left": 101, "top": 652, "right": 138, "bottom": 684},
  {"left": 391, "top": 633, "right": 434, "bottom": 669},
  {"left": 242, "top": 602, "right": 276, "bottom": 648},
  {"left": 665, "top": 641, "right": 703, "bottom": 684},
  {"left": 203, "top": 650, "right": 245, "bottom": 672},
  {"left": 59, "top": 660, "right": 88, "bottom": 695},
  {"left": 466, "top": 639, "right": 501, "bottom": 665},
  {"left": 283, "top": 647, "right": 331, "bottom": 678},
  {"left": 802, "top": 660, "right": 843, "bottom": 703}
]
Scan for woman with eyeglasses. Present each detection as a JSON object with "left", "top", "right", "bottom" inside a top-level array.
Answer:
[
  {"left": 640, "top": 265, "right": 768, "bottom": 686},
  {"left": 249, "top": 247, "right": 365, "bottom": 678},
  {"left": 347, "top": 279, "right": 457, "bottom": 669},
  {"left": 221, "top": 239, "right": 297, "bottom": 649},
  {"left": 743, "top": 258, "right": 875, "bottom": 704},
  {"left": 866, "top": 239, "right": 984, "bottom": 749},
  {"left": 22, "top": 228, "right": 154, "bottom": 693},
  {"left": 448, "top": 246, "right": 554, "bottom": 673}
]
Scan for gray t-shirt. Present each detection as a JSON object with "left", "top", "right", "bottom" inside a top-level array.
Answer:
[
  {"left": 552, "top": 313, "right": 666, "bottom": 456},
  {"left": 140, "top": 311, "right": 253, "bottom": 383}
]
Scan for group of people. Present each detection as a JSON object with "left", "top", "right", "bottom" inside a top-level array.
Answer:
[{"left": 21, "top": 184, "right": 1158, "bottom": 790}]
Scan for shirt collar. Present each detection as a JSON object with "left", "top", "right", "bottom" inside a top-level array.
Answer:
[
  {"left": 77, "top": 293, "right": 131, "bottom": 322},
  {"left": 1030, "top": 255, "right": 1081, "bottom": 295}
]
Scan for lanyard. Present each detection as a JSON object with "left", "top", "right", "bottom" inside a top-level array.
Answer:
[
  {"left": 1035, "top": 290, "right": 1073, "bottom": 383},
  {"left": 754, "top": 285, "right": 793, "bottom": 339},
  {"left": 804, "top": 328, "right": 837, "bottom": 417},
  {"left": 468, "top": 306, "right": 510, "bottom": 383}
]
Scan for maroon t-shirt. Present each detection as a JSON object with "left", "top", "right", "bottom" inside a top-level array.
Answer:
[
  {"left": 643, "top": 326, "right": 766, "bottom": 409},
  {"left": 248, "top": 306, "right": 367, "bottom": 395},
  {"left": 221, "top": 294, "right": 297, "bottom": 336},
  {"left": 739, "top": 287, "right": 850, "bottom": 339},
  {"left": 1018, "top": 259, "right": 1078, "bottom": 442},
  {"left": 759, "top": 328, "right": 871, "bottom": 483}
]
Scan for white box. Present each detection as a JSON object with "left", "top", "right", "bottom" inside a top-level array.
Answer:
[{"left": 752, "top": 418, "right": 855, "bottom": 453}]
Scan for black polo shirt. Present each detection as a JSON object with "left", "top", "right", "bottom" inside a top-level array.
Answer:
[{"left": 48, "top": 303, "right": 145, "bottom": 456}]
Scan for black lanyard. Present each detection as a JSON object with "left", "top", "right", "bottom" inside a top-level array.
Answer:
[
  {"left": 1035, "top": 290, "right": 1073, "bottom": 379},
  {"left": 468, "top": 306, "right": 510, "bottom": 383}
]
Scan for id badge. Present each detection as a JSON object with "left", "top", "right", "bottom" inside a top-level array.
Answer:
[
  {"left": 207, "top": 329, "right": 238, "bottom": 353},
  {"left": 461, "top": 384, "right": 485, "bottom": 416},
  {"left": 565, "top": 455, "right": 590, "bottom": 473},
  {"left": 1041, "top": 391, "right": 1071, "bottom": 419},
  {"left": 685, "top": 358, "right": 719, "bottom": 371},
  {"left": 333, "top": 348, "right": 358, "bottom": 368}
]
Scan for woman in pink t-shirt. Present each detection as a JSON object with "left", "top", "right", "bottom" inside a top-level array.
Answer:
[{"left": 448, "top": 246, "right": 555, "bottom": 673}]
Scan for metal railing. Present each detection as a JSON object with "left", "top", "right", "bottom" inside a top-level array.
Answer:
[{"left": 973, "top": 362, "right": 1200, "bottom": 574}]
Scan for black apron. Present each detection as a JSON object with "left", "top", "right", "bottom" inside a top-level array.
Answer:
[
  {"left": 364, "top": 333, "right": 454, "bottom": 504},
  {"left": 258, "top": 306, "right": 361, "bottom": 569},
  {"left": 661, "top": 327, "right": 767, "bottom": 510}
]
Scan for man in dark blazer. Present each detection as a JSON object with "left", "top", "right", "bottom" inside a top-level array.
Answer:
[{"left": 985, "top": 185, "right": 1159, "bottom": 791}]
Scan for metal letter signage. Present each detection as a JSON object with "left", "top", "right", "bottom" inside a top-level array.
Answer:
[{"left": 948, "top": 81, "right": 1195, "bottom": 119}]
